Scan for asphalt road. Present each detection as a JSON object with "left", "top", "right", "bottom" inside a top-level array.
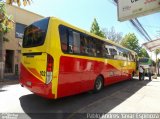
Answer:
[{"left": 0, "top": 77, "right": 160, "bottom": 119}]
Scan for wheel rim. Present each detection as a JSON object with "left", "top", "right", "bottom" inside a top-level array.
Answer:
[{"left": 95, "top": 78, "right": 102, "bottom": 90}]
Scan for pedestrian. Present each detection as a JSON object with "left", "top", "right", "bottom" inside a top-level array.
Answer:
[
  {"left": 148, "top": 65, "right": 152, "bottom": 81},
  {"left": 142, "top": 66, "right": 145, "bottom": 80},
  {"left": 139, "top": 65, "right": 144, "bottom": 81}
]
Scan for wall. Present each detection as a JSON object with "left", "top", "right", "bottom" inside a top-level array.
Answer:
[{"left": 4, "top": 4, "right": 44, "bottom": 75}]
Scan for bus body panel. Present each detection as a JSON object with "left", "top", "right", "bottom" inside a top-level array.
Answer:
[
  {"left": 20, "top": 64, "right": 54, "bottom": 98},
  {"left": 22, "top": 52, "right": 47, "bottom": 83},
  {"left": 57, "top": 55, "right": 136, "bottom": 98}
]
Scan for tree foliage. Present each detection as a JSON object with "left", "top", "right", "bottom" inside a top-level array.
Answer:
[
  {"left": 0, "top": 2, "right": 13, "bottom": 35},
  {"left": 102, "top": 26, "right": 123, "bottom": 43},
  {"left": 0, "top": 2, "right": 13, "bottom": 34},
  {"left": 0, "top": 0, "right": 31, "bottom": 79},
  {"left": 121, "top": 33, "right": 140, "bottom": 53},
  {"left": 6, "top": 0, "right": 32, "bottom": 6},
  {"left": 120, "top": 33, "right": 150, "bottom": 57},
  {"left": 154, "top": 48, "right": 160, "bottom": 63},
  {"left": 90, "top": 18, "right": 106, "bottom": 38},
  {"left": 155, "top": 49, "right": 160, "bottom": 55},
  {"left": 138, "top": 48, "right": 149, "bottom": 58}
]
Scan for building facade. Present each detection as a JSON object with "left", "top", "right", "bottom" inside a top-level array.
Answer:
[{"left": 4, "top": 5, "right": 44, "bottom": 75}]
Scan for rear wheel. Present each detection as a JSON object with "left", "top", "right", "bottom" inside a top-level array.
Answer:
[{"left": 94, "top": 76, "right": 103, "bottom": 93}]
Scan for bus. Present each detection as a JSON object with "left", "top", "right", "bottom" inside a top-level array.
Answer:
[
  {"left": 139, "top": 57, "right": 156, "bottom": 76},
  {"left": 20, "top": 17, "right": 137, "bottom": 99}
]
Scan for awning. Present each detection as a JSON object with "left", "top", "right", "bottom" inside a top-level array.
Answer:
[{"left": 143, "top": 38, "right": 160, "bottom": 51}]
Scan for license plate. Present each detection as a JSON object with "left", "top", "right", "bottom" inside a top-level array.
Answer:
[{"left": 26, "top": 81, "right": 32, "bottom": 86}]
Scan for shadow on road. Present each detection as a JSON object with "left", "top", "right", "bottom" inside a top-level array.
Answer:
[
  {"left": 0, "top": 89, "right": 7, "bottom": 92},
  {"left": 19, "top": 79, "right": 150, "bottom": 119},
  {"left": 0, "top": 75, "right": 19, "bottom": 89}
]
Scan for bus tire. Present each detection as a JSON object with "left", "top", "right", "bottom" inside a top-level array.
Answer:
[{"left": 93, "top": 76, "right": 103, "bottom": 93}]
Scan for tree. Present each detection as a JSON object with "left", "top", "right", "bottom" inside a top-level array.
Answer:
[
  {"left": 0, "top": 2, "right": 13, "bottom": 80},
  {"left": 102, "top": 26, "right": 123, "bottom": 43},
  {"left": 6, "top": 0, "right": 32, "bottom": 6},
  {"left": 0, "top": 0, "right": 31, "bottom": 80},
  {"left": 138, "top": 48, "right": 149, "bottom": 58},
  {"left": 154, "top": 49, "right": 160, "bottom": 75},
  {"left": 90, "top": 18, "right": 106, "bottom": 38},
  {"left": 120, "top": 33, "right": 140, "bottom": 53}
]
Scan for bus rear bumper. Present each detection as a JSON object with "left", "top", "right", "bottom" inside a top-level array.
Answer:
[
  {"left": 20, "top": 80, "right": 55, "bottom": 99},
  {"left": 20, "top": 64, "right": 55, "bottom": 99}
]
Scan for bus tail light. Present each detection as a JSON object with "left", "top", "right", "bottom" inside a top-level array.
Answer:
[{"left": 46, "top": 54, "right": 54, "bottom": 84}]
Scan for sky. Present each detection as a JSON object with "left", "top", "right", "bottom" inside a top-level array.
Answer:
[{"left": 20, "top": 0, "right": 160, "bottom": 46}]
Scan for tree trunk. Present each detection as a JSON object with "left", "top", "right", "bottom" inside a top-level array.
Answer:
[{"left": 0, "top": 32, "right": 4, "bottom": 80}]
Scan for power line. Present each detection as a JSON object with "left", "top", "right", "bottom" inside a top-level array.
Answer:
[
  {"left": 130, "top": 19, "right": 151, "bottom": 41},
  {"left": 135, "top": 18, "right": 152, "bottom": 41}
]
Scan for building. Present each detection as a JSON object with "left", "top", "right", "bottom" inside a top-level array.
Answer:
[{"left": 4, "top": 5, "right": 44, "bottom": 76}]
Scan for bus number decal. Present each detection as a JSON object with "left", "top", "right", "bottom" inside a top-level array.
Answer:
[{"left": 40, "top": 71, "right": 46, "bottom": 76}]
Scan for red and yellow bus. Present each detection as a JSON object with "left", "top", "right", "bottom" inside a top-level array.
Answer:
[{"left": 20, "top": 17, "right": 137, "bottom": 99}]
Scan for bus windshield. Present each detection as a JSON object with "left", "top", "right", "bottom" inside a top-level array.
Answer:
[
  {"left": 23, "top": 17, "right": 49, "bottom": 48},
  {"left": 139, "top": 58, "right": 153, "bottom": 66},
  {"left": 139, "top": 58, "right": 149, "bottom": 63}
]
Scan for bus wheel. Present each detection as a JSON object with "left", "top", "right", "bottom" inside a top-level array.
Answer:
[{"left": 94, "top": 76, "right": 103, "bottom": 93}]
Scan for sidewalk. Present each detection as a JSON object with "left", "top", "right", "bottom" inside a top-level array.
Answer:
[{"left": 0, "top": 75, "right": 19, "bottom": 86}]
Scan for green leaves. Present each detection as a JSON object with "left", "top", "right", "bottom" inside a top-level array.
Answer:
[
  {"left": 121, "top": 33, "right": 140, "bottom": 53},
  {"left": 6, "top": 0, "right": 32, "bottom": 7},
  {"left": 90, "top": 18, "right": 106, "bottom": 38},
  {"left": 0, "top": 2, "right": 6, "bottom": 23},
  {"left": 139, "top": 48, "right": 149, "bottom": 58},
  {"left": 0, "top": 2, "right": 13, "bottom": 35},
  {"left": 120, "top": 33, "right": 149, "bottom": 58}
]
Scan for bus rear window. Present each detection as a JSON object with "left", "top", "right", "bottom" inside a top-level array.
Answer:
[{"left": 23, "top": 17, "right": 49, "bottom": 48}]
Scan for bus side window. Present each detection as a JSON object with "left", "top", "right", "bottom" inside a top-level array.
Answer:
[
  {"left": 109, "top": 48, "right": 117, "bottom": 59},
  {"left": 80, "top": 34, "right": 85, "bottom": 54},
  {"left": 59, "top": 26, "right": 68, "bottom": 52},
  {"left": 87, "top": 37, "right": 96, "bottom": 57},
  {"left": 122, "top": 51, "right": 128, "bottom": 60},
  {"left": 73, "top": 31, "right": 80, "bottom": 54},
  {"left": 130, "top": 54, "right": 134, "bottom": 61},
  {"left": 90, "top": 38, "right": 96, "bottom": 57},
  {"left": 83, "top": 36, "right": 89, "bottom": 55},
  {"left": 68, "top": 29, "right": 73, "bottom": 53},
  {"left": 95, "top": 40, "right": 103, "bottom": 57},
  {"left": 103, "top": 45, "right": 111, "bottom": 58}
]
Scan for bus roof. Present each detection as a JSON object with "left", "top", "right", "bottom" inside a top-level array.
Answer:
[{"left": 50, "top": 17, "right": 137, "bottom": 55}]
